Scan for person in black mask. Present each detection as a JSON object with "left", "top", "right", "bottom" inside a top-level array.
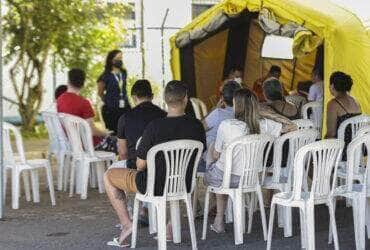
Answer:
[{"left": 97, "top": 50, "right": 131, "bottom": 134}]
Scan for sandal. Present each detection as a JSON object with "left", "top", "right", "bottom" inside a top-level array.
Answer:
[
  {"left": 210, "top": 224, "right": 225, "bottom": 234},
  {"left": 107, "top": 237, "right": 130, "bottom": 248}
]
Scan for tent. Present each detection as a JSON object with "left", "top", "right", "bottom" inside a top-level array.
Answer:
[{"left": 169, "top": 0, "right": 370, "bottom": 134}]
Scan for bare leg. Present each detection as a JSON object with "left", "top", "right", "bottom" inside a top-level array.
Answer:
[
  {"left": 212, "top": 194, "right": 227, "bottom": 232},
  {"left": 104, "top": 172, "right": 132, "bottom": 244}
]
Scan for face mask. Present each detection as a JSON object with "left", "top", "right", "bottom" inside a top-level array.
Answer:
[
  {"left": 113, "top": 60, "right": 123, "bottom": 68},
  {"left": 234, "top": 77, "right": 242, "bottom": 84}
]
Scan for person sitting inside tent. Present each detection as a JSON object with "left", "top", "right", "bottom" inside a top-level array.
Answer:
[
  {"left": 104, "top": 80, "right": 206, "bottom": 246},
  {"left": 263, "top": 78, "right": 300, "bottom": 120},
  {"left": 308, "top": 67, "right": 324, "bottom": 102},
  {"left": 326, "top": 71, "right": 361, "bottom": 159},
  {"left": 253, "top": 65, "right": 285, "bottom": 102},
  {"left": 57, "top": 68, "right": 108, "bottom": 146},
  {"left": 204, "top": 81, "right": 241, "bottom": 146},
  {"left": 204, "top": 88, "right": 281, "bottom": 233}
]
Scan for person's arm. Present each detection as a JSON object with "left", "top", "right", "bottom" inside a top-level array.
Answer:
[
  {"left": 87, "top": 118, "right": 108, "bottom": 137},
  {"left": 117, "top": 139, "right": 128, "bottom": 160},
  {"left": 259, "top": 103, "right": 297, "bottom": 133},
  {"left": 307, "top": 85, "right": 315, "bottom": 102},
  {"left": 325, "top": 100, "right": 338, "bottom": 138},
  {"left": 212, "top": 122, "right": 224, "bottom": 161},
  {"left": 136, "top": 158, "right": 147, "bottom": 171},
  {"left": 97, "top": 80, "right": 105, "bottom": 100}
]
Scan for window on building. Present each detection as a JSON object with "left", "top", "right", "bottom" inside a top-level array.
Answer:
[
  {"left": 124, "top": 2, "right": 136, "bottom": 20},
  {"left": 123, "top": 29, "right": 137, "bottom": 49}
]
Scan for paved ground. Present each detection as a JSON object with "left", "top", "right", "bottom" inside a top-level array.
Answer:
[{"left": 0, "top": 139, "right": 367, "bottom": 249}]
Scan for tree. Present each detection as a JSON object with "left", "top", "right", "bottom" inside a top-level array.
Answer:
[{"left": 3, "top": 0, "right": 127, "bottom": 131}]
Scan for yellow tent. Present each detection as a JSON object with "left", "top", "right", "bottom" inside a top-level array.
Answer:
[{"left": 169, "top": 0, "right": 370, "bottom": 134}]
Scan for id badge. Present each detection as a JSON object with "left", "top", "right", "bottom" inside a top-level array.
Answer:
[{"left": 119, "top": 99, "right": 125, "bottom": 108}]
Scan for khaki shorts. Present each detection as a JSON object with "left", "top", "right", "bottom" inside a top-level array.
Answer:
[{"left": 106, "top": 168, "right": 138, "bottom": 193}]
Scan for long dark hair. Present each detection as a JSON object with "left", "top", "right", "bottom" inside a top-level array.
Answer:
[
  {"left": 104, "top": 49, "right": 122, "bottom": 74},
  {"left": 233, "top": 88, "right": 260, "bottom": 134}
]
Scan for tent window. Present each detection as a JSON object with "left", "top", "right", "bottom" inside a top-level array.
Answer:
[{"left": 261, "top": 35, "right": 294, "bottom": 60}]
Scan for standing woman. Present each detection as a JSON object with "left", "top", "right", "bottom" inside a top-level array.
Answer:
[{"left": 97, "top": 50, "right": 131, "bottom": 134}]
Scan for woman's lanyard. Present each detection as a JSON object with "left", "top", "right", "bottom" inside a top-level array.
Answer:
[{"left": 114, "top": 73, "right": 126, "bottom": 108}]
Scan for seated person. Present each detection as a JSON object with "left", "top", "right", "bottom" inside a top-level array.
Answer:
[
  {"left": 326, "top": 71, "right": 361, "bottom": 159},
  {"left": 57, "top": 68, "right": 108, "bottom": 146},
  {"left": 104, "top": 80, "right": 206, "bottom": 246},
  {"left": 308, "top": 67, "right": 324, "bottom": 102},
  {"left": 297, "top": 80, "right": 313, "bottom": 99},
  {"left": 263, "top": 78, "right": 300, "bottom": 120},
  {"left": 204, "top": 88, "right": 281, "bottom": 233},
  {"left": 216, "top": 68, "right": 244, "bottom": 96},
  {"left": 117, "top": 79, "right": 166, "bottom": 167},
  {"left": 203, "top": 81, "right": 241, "bottom": 146},
  {"left": 253, "top": 65, "right": 287, "bottom": 102}
]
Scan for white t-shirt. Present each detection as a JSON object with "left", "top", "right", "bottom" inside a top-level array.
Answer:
[
  {"left": 308, "top": 81, "right": 323, "bottom": 102},
  {"left": 214, "top": 118, "right": 282, "bottom": 175}
]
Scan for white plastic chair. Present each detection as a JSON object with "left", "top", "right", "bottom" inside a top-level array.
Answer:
[
  {"left": 267, "top": 139, "right": 344, "bottom": 250},
  {"left": 131, "top": 140, "right": 203, "bottom": 250},
  {"left": 2, "top": 122, "right": 56, "bottom": 209},
  {"left": 336, "top": 115, "right": 370, "bottom": 186},
  {"left": 333, "top": 134, "right": 370, "bottom": 250},
  {"left": 263, "top": 129, "right": 319, "bottom": 237},
  {"left": 202, "top": 134, "right": 274, "bottom": 245},
  {"left": 42, "top": 111, "right": 72, "bottom": 191},
  {"left": 190, "top": 97, "right": 208, "bottom": 120},
  {"left": 285, "top": 95, "right": 306, "bottom": 110},
  {"left": 60, "top": 113, "right": 116, "bottom": 199},
  {"left": 292, "top": 119, "right": 315, "bottom": 130},
  {"left": 302, "top": 101, "right": 323, "bottom": 134}
]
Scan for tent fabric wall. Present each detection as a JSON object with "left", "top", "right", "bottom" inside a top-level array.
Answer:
[{"left": 170, "top": 0, "right": 370, "bottom": 135}]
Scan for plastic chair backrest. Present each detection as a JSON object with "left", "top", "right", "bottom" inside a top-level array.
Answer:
[
  {"left": 145, "top": 140, "right": 203, "bottom": 198},
  {"left": 301, "top": 101, "right": 323, "bottom": 133},
  {"left": 60, "top": 113, "right": 95, "bottom": 157},
  {"left": 355, "top": 125, "right": 370, "bottom": 138},
  {"left": 190, "top": 98, "right": 208, "bottom": 120},
  {"left": 346, "top": 134, "right": 370, "bottom": 192},
  {"left": 42, "top": 111, "right": 70, "bottom": 152},
  {"left": 272, "top": 129, "right": 319, "bottom": 185},
  {"left": 292, "top": 119, "right": 315, "bottom": 130},
  {"left": 2, "top": 122, "right": 26, "bottom": 165},
  {"left": 285, "top": 95, "right": 306, "bottom": 109},
  {"left": 135, "top": 137, "right": 142, "bottom": 150},
  {"left": 222, "top": 134, "right": 274, "bottom": 189},
  {"left": 292, "top": 139, "right": 343, "bottom": 201},
  {"left": 337, "top": 114, "right": 370, "bottom": 142}
]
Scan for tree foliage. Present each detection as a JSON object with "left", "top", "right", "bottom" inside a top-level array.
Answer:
[{"left": 3, "top": 0, "right": 127, "bottom": 131}]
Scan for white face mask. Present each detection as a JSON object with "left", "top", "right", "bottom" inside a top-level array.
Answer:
[{"left": 234, "top": 77, "right": 242, "bottom": 84}]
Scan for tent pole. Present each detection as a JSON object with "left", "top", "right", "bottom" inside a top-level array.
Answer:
[
  {"left": 0, "top": 0, "right": 5, "bottom": 219},
  {"left": 160, "top": 8, "right": 169, "bottom": 108},
  {"left": 290, "top": 57, "right": 297, "bottom": 91}
]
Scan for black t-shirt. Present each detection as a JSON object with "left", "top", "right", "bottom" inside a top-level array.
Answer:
[
  {"left": 135, "top": 115, "right": 206, "bottom": 196},
  {"left": 117, "top": 101, "right": 166, "bottom": 168}
]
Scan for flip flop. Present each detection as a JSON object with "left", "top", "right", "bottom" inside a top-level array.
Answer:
[
  {"left": 107, "top": 237, "right": 130, "bottom": 248},
  {"left": 210, "top": 224, "right": 225, "bottom": 234}
]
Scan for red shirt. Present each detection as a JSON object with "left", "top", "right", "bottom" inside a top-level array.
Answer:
[{"left": 57, "top": 92, "right": 101, "bottom": 145}]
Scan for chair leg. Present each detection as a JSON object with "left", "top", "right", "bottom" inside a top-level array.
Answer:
[
  {"left": 157, "top": 201, "right": 167, "bottom": 250},
  {"left": 328, "top": 197, "right": 337, "bottom": 244},
  {"left": 3, "top": 168, "right": 7, "bottom": 204},
  {"left": 170, "top": 200, "right": 181, "bottom": 244},
  {"left": 355, "top": 195, "right": 366, "bottom": 250},
  {"left": 247, "top": 193, "right": 255, "bottom": 233},
  {"left": 267, "top": 202, "right": 276, "bottom": 250},
  {"left": 63, "top": 155, "right": 71, "bottom": 192},
  {"left": 232, "top": 192, "right": 243, "bottom": 245},
  {"left": 185, "top": 195, "right": 198, "bottom": 250},
  {"left": 225, "top": 197, "right": 233, "bottom": 223},
  {"left": 80, "top": 160, "right": 90, "bottom": 200},
  {"left": 201, "top": 189, "right": 210, "bottom": 240},
  {"left": 45, "top": 162, "right": 56, "bottom": 206},
  {"left": 57, "top": 152, "right": 65, "bottom": 191},
  {"left": 148, "top": 203, "right": 157, "bottom": 234},
  {"left": 96, "top": 162, "right": 106, "bottom": 193},
  {"left": 306, "top": 204, "right": 315, "bottom": 250},
  {"left": 241, "top": 193, "right": 246, "bottom": 233},
  {"left": 256, "top": 187, "right": 268, "bottom": 240},
  {"left": 69, "top": 160, "right": 76, "bottom": 197},
  {"left": 30, "top": 169, "right": 40, "bottom": 203},
  {"left": 366, "top": 197, "right": 370, "bottom": 239},
  {"left": 22, "top": 171, "right": 31, "bottom": 202},
  {"left": 300, "top": 206, "right": 307, "bottom": 249},
  {"left": 12, "top": 169, "right": 20, "bottom": 209},
  {"left": 90, "top": 162, "right": 97, "bottom": 189},
  {"left": 283, "top": 206, "right": 293, "bottom": 237},
  {"left": 192, "top": 177, "right": 199, "bottom": 218},
  {"left": 328, "top": 200, "right": 339, "bottom": 250},
  {"left": 131, "top": 198, "right": 140, "bottom": 248}
]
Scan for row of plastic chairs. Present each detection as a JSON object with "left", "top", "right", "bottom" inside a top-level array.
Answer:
[{"left": 42, "top": 112, "right": 116, "bottom": 200}]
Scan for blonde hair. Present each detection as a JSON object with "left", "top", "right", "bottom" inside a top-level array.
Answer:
[{"left": 233, "top": 88, "right": 260, "bottom": 134}]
